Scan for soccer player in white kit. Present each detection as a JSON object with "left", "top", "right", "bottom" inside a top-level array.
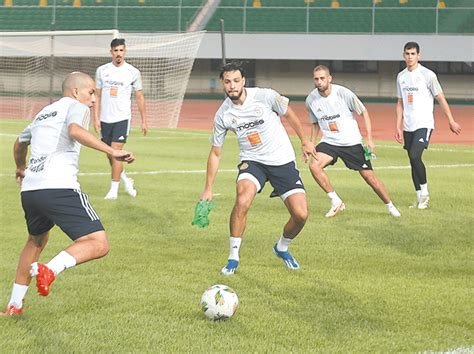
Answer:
[
  {"left": 199, "top": 62, "right": 316, "bottom": 276},
  {"left": 395, "top": 42, "right": 461, "bottom": 209},
  {"left": 1, "top": 72, "right": 135, "bottom": 316},
  {"left": 306, "top": 65, "right": 401, "bottom": 218},
  {"left": 94, "top": 38, "right": 147, "bottom": 200}
]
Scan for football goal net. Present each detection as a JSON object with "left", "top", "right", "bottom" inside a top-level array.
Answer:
[{"left": 0, "top": 30, "right": 205, "bottom": 128}]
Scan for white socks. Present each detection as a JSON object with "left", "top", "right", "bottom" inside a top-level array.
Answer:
[
  {"left": 47, "top": 251, "right": 77, "bottom": 276},
  {"left": 420, "top": 183, "right": 429, "bottom": 197},
  {"left": 276, "top": 235, "right": 293, "bottom": 252},
  {"left": 327, "top": 191, "right": 342, "bottom": 206},
  {"left": 385, "top": 201, "right": 394, "bottom": 209},
  {"left": 120, "top": 171, "right": 129, "bottom": 183},
  {"left": 8, "top": 283, "right": 29, "bottom": 308},
  {"left": 109, "top": 181, "right": 120, "bottom": 193},
  {"left": 228, "top": 236, "right": 242, "bottom": 261}
]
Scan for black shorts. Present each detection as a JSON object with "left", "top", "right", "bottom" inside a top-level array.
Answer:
[
  {"left": 237, "top": 160, "right": 305, "bottom": 200},
  {"left": 21, "top": 189, "right": 104, "bottom": 240},
  {"left": 316, "top": 142, "right": 373, "bottom": 171},
  {"left": 101, "top": 119, "right": 130, "bottom": 145},
  {"left": 403, "top": 128, "right": 433, "bottom": 151}
]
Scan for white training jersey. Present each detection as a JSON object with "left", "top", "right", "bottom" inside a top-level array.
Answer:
[
  {"left": 18, "top": 97, "right": 91, "bottom": 192},
  {"left": 397, "top": 64, "right": 443, "bottom": 132},
  {"left": 305, "top": 84, "right": 366, "bottom": 147},
  {"left": 211, "top": 87, "right": 296, "bottom": 166},
  {"left": 95, "top": 61, "right": 142, "bottom": 123}
]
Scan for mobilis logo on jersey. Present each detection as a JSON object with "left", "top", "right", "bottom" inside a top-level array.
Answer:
[
  {"left": 35, "top": 111, "right": 57, "bottom": 122},
  {"left": 236, "top": 119, "right": 265, "bottom": 131}
]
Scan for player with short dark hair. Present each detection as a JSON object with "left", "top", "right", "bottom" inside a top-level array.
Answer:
[
  {"left": 1, "top": 72, "right": 135, "bottom": 317},
  {"left": 94, "top": 38, "right": 147, "bottom": 200},
  {"left": 395, "top": 41, "right": 461, "bottom": 209},
  {"left": 306, "top": 65, "right": 401, "bottom": 218},
  {"left": 199, "top": 61, "right": 316, "bottom": 275}
]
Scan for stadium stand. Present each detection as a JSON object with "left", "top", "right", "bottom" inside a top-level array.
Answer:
[{"left": 0, "top": 0, "right": 472, "bottom": 33}]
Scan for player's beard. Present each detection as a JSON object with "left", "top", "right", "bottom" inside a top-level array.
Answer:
[{"left": 226, "top": 88, "right": 243, "bottom": 101}]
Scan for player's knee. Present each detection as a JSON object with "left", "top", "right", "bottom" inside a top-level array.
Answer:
[
  {"left": 97, "top": 238, "right": 110, "bottom": 257},
  {"left": 292, "top": 208, "right": 308, "bottom": 226},
  {"left": 92, "top": 234, "right": 109, "bottom": 257}
]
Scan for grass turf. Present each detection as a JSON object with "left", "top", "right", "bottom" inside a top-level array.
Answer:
[{"left": 0, "top": 120, "right": 473, "bottom": 352}]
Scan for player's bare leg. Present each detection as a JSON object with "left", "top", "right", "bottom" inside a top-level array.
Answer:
[
  {"left": 273, "top": 192, "right": 307, "bottom": 270},
  {"left": 359, "top": 170, "right": 401, "bottom": 217},
  {"left": 309, "top": 153, "right": 345, "bottom": 217},
  {"left": 30, "top": 231, "right": 109, "bottom": 297},
  {"left": 221, "top": 179, "right": 257, "bottom": 275},
  {"left": 64, "top": 231, "right": 109, "bottom": 264},
  {"left": 1, "top": 232, "right": 49, "bottom": 315}
]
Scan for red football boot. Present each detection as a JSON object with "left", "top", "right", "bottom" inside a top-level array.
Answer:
[
  {"left": 35, "top": 263, "right": 56, "bottom": 296},
  {"left": 0, "top": 304, "right": 23, "bottom": 317}
]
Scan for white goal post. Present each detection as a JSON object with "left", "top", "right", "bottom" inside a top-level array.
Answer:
[{"left": 0, "top": 30, "right": 205, "bottom": 128}]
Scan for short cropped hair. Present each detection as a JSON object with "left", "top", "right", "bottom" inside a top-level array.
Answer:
[
  {"left": 313, "top": 64, "right": 331, "bottom": 75},
  {"left": 219, "top": 61, "right": 246, "bottom": 80},
  {"left": 404, "top": 41, "right": 420, "bottom": 53},
  {"left": 111, "top": 38, "right": 126, "bottom": 48}
]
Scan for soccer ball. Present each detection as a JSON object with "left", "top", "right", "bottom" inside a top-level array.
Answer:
[{"left": 200, "top": 284, "right": 239, "bottom": 320}]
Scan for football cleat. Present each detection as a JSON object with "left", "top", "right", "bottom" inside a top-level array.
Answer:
[
  {"left": 325, "top": 201, "right": 345, "bottom": 218},
  {"left": 388, "top": 205, "right": 401, "bottom": 217},
  {"left": 0, "top": 304, "right": 23, "bottom": 317},
  {"left": 104, "top": 190, "right": 118, "bottom": 200},
  {"left": 418, "top": 195, "right": 429, "bottom": 209},
  {"left": 221, "top": 259, "right": 239, "bottom": 276},
  {"left": 123, "top": 177, "right": 137, "bottom": 197},
  {"left": 31, "top": 262, "right": 55, "bottom": 296},
  {"left": 273, "top": 244, "right": 300, "bottom": 270}
]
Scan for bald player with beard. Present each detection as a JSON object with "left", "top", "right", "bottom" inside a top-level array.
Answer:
[{"left": 1, "top": 72, "right": 135, "bottom": 317}]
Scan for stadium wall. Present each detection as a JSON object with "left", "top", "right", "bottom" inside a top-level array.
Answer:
[{"left": 187, "top": 33, "right": 474, "bottom": 101}]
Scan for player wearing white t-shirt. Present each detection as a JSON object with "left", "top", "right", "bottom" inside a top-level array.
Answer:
[
  {"left": 395, "top": 42, "right": 461, "bottom": 209},
  {"left": 306, "top": 65, "right": 400, "bottom": 218},
  {"left": 199, "top": 62, "right": 316, "bottom": 276},
  {"left": 1, "top": 73, "right": 135, "bottom": 317},
  {"left": 94, "top": 38, "right": 147, "bottom": 200}
]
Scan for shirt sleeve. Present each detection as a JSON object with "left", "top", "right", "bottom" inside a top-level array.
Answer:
[
  {"left": 396, "top": 74, "right": 402, "bottom": 98},
  {"left": 427, "top": 73, "right": 443, "bottom": 97},
  {"left": 66, "top": 102, "right": 90, "bottom": 129},
  {"left": 211, "top": 111, "right": 227, "bottom": 147},
  {"left": 18, "top": 124, "right": 32, "bottom": 145},
  {"left": 305, "top": 96, "right": 318, "bottom": 124},
  {"left": 341, "top": 87, "right": 366, "bottom": 115},
  {"left": 95, "top": 66, "right": 103, "bottom": 89},
  {"left": 265, "top": 89, "right": 289, "bottom": 116},
  {"left": 132, "top": 70, "right": 143, "bottom": 91}
]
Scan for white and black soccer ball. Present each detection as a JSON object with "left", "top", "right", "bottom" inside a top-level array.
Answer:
[{"left": 200, "top": 284, "right": 239, "bottom": 320}]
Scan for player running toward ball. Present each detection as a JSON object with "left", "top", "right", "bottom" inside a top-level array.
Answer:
[{"left": 199, "top": 61, "right": 316, "bottom": 275}]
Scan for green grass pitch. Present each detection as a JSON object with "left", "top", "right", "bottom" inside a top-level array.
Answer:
[{"left": 1, "top": 119, "right": 473, "bottom": 352}]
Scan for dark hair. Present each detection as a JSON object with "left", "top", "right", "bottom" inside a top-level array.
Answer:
[
  {"left": 404, "top": 41, "right": 420, "bottom": 53},
  {"left": 219, "top": 61, "right": 246, "bottom": 80},
  {"left": 111, "top": 38, "right": 126, "bottom": 48}
]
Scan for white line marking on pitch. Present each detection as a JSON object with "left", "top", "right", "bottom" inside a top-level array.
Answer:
[{"left": 0, "top": 164, "right": 473, "bottom": 178}]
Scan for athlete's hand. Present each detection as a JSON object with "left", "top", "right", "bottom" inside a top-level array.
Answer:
[
  {"left": 141, "top": 121, "right": 148, "bottom": 136},
  {"left": 395, "top": 128, "right": 403, "bottom": 144},
  {"left": 367, "top": 138, "right": 375, "bottom": 153},
  {"left": 200, "top": 190, "right": 213, "bottom": 202},
  {"left": 301, "top": 141, "right": 317, "bottom": 163},
  {"left": 15, "top": 168, "right": 25, "bottom": 185},
  {"left": 94, "top": 120, "right": 101, "bottom": 134},
  {"left": 112, "top": 150, "right": 135, "bottom": 163},
  {"left": 449, "top": 121, "right": 461, "bottom": 135}
]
